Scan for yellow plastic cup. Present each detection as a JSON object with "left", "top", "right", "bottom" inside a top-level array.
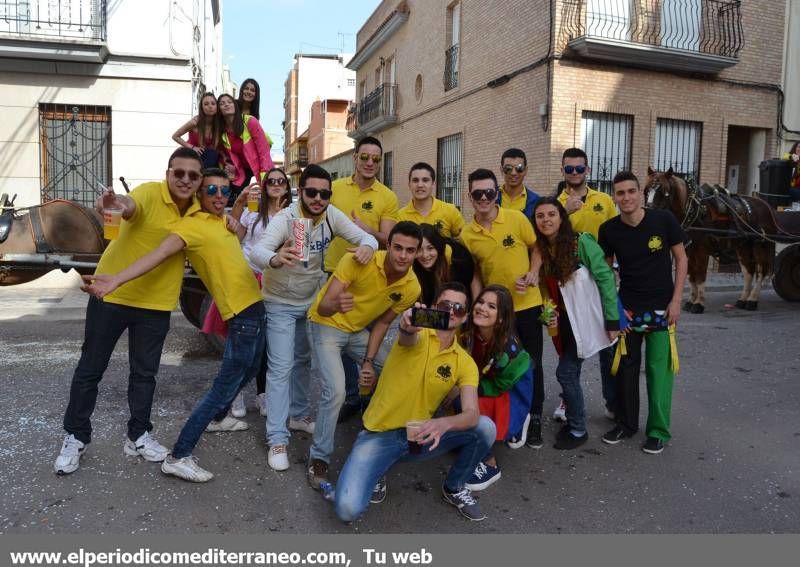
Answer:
[
  {"left": 247, "top": 188, "right": 260, "bottom": 212},
  {"left": 103, "top": 208, "right": 123, "bottom": 240}
]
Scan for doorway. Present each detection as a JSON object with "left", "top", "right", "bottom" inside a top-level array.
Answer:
[{"left": 725, "top": 126, "right": 767, "bottom": 195}]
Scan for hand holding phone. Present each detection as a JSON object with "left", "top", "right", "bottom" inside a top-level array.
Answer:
[{"left": 410, "top": 307, "right": 451, "bottom": 330}]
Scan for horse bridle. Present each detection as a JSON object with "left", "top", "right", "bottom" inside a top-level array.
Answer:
[{"left": 645, "top": 177, "right": 701, "bottom": 229}]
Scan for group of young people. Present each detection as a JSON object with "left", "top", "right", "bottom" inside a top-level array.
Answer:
[{"left": 53, "top": 133, "right": 687, "bottom": 525}]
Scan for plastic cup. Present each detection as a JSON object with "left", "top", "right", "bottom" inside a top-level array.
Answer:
[
  {"left": 547, "top": 324, "right": 558, "bottom": 337},
  {"left": 103, "top": 208, "right": 123, "bottom": 240},
  {"left": 406, "top": 420, "right": 425, "bottom": 454},
  {"left": 358, "top": 374, "right": 372, "bottom": 397},
  {"left": 247, "top": 189, "right": 260, "bottom": 212}
]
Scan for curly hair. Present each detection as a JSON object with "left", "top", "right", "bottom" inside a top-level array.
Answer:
[{"left": 532, "top": 197, "right": 578, "bottom": 285}]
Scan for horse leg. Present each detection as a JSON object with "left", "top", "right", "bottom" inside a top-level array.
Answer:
[
  {"left": 745, "top": 242, "right": 776, "bottom": 310},
  {"left": 736, "top": 243, "right": 754, "bottom": 309},
  {"left": 688, "top": 244, "right": 708, "bottom": 314}
]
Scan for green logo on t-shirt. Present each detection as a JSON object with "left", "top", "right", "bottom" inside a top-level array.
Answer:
[
  {"left": 434, "top": 220, "right": 444, "bottom": 232},
  {"left": 436, "top": 364, "right": 452, "bottom": 381},
  {"left": 593, "top": 203, "right": 604, "bottom": 212},
  {"left": 389, "top": 292, "right": 402, "bottom": 302},
  {"left": 502, "top": 234, "right": 516, "bottom": 248},
  {"left": 362, "top": 201, "right": 374, "bottom": 211}
]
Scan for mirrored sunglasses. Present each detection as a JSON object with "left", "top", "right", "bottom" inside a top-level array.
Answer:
[
  {"left": 205, "top": 184, "right": 231, "bottom": 197},
  {"left": 435, "top": 300, "right": 468, "bottom": 317},
  {"left": 502, "top": 163, "right": 526, "bottom": 174},
  {"left": 358, "top": 153, "right": 382, "bottom": 164}
]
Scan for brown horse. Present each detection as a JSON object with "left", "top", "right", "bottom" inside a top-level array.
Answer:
[
  {"left": 644, "top": 168, "right": 775, "bottom": 313},
  {"left": 0, "top": 196, "right": 106, "bottom": 285}
]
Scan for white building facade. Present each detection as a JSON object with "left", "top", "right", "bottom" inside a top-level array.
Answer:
[{"left": 0, "top": 0, "right": 226, "bottom": 207}]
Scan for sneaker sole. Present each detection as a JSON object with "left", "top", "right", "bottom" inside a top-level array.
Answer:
[
  {"left": 601, "top": 435, "right": 626, "bottom": 445},
  {"left": 123, "top": 442, "right": 167, "bottom": 462},
  {"left": 642, "top": 445, "right": 665, "bottom": 454},
  {"left": 465, "top": 470, "right": 501, "bottom": 492},
  {"left": 161, "top": 466, "right": 213, "bottom": 482},
  {"left": 441, "top": 492, "right": 486, "bottom": 522},
  {"left": 55, "top": 458, "right": 82, "bottom": 475},
  {"left": 370, "top": 489, "right": 387, "bottom": 504},
  {"left": 205, "top": 423, "right": 249, "bottom": 433},
  {"left": 506, "top": 414, "right": 530, "bottom": 449},
  {"left": 525, "top": 439, "right": 544, "bottom": 449}
]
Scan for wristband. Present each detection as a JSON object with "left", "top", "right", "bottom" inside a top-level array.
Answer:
[{"left": 362, "top": 357, "right": 374, "bottom": 364}]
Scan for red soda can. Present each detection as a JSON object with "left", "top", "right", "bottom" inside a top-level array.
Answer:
[{"left": 288, "top": 218, "right": 312, "bottom": 262}]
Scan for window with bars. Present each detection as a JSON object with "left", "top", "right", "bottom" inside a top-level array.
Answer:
[
  {"left": 437, "top": 133, "right": 463, "bottom": 208},
  {"left": 39, "top": 103, "right": 112, "bottom": 206},
  {"left": 580, "top": 110, "right": 633, "bottom": 194},
  {"left": 382, "top": 151, "right": 393, "bottom": 189},
  {"left": 653, "top": 118, "right": 702, "bottom": 183}
]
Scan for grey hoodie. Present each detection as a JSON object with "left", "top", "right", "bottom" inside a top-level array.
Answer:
[{"left": 248, "top": 202, "right": 378, "bottom": 306}]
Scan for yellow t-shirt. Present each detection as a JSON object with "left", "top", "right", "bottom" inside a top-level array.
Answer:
[
  {"left": 324, "top": 175, "right": 399, "bottom": 272},
  {"left": 557, "top": 187, "right": 617, "bottom": 239},
  {"left": 398, "top": 198, "right": 465, "bottom": 237},
  {"left": 363, "top": 328, "right": 479, "bottom": 431},
  {"left": 460, "top": 207, "right": 543, "bottom": 311},
  {"left": 172, "top": 213, "right": 261, "bottom": 321},
  {"left": 309, "top": 251, "right": 420, "bottom": 333},
  {"left": 498, "top": 184, "right": 528, "bottom": 213},
  {"left": 97, "top": 180, "right": 200, "bottom": 311}
]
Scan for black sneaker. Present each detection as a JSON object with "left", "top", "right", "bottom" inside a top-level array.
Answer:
[
  {"left": 553, "top": 427, "right": 588, "bottom": 450},
  {"left": 525, "top": 414, "right": 543, "bottom": 449},
  {"left": 441, "top": 484, "right": 486, "bottom": 521},
  {"left": 337, "top": 403, "right": 360, "bottom": 424},
  {"left": 370, "top": 476, "right": 387, "bottom": 504},
  {"left": 601, "top": 426, "right": 630, "bottom": 445},
  {"left": 642, "top": 437, "right": 665, "bottom": 454}
]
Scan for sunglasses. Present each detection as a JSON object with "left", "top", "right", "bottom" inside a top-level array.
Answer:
[
  {"left": 266, "top": 177, "right": 287, "bottom": 186},
  {"left": 204, "top": 184, "right": 231, "bottom": 197},
  {"left": 435, "top": 300, "right": 468, "bottom": 317},
  {"left": 358, "top": 153, "right": 382, "bottom": 164},
  {"left": 470, "top": 188, "right": 497, "bottom": 201},
  {"left": 302, "top": 187, "right": 332, "bottom": 200},
  {"left": 169, "top": 168, "right": 202, "bottom": 182},
  {"left": 502, "top": 164, "right": 526, "bottom": 174},
  {"left": 563, "top": 165, "right": 587, "bottom": 174}
]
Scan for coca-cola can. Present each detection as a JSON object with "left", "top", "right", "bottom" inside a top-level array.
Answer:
[{"left": 288, "top": 217, "right": 312, "bottom": 262}]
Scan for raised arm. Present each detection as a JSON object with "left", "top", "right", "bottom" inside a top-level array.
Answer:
[
  {"left": 316, "top": 277, "right": 353, "bottom": 317},
  {"left": 171, "top": 117, "right": 199, "bottom": 150}
]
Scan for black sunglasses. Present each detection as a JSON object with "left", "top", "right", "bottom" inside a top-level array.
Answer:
[
  {"left": 169, "top": 168, "right": 202, "bottom": 182},
  {"left": 302, "top": 187, "right": 332, "bottom": 200},
  {"left": 205, "top": 184, "right": 231, "bottom": 197},
  {"left": 470, "top": 188, "right": 497, "bottom": 201},
  {"left": 266, "top": 177, "right": 287, "bottom": 186},
  {"left": 563, "top": 165, "right": 587, "bottom": 174},
  {"left": 435, "top": 300, "right": 468, "bottom": 317},
  {"left": 502, "top": 164, "right": 526, "bottom": 174}
]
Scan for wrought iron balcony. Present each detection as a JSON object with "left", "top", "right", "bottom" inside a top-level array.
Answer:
[
  {"left": 0, "top": 0, "right": 108, "bottom": 63},
  {"left": 444, "top": 44, "right": 459, "bottom": 91},
  {"left": 559, "top": 0, "right": 743, "bottom": 74},
  {"left": 348, "top": 83, "right": 397, "bottom": 138}
]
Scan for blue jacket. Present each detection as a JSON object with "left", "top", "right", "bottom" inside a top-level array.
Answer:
[{"left": 496, "top": 185, "right": 540, "bottom": 219}]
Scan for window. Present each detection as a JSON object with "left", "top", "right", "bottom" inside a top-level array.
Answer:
[
  {"left": 39, "top": 103, "right": 112, "bottom": 206},
  {"left": 437, "top": 133, "right": 463, "bottom": 208},
  {"left": 382, "top": 151, "right": 393, "bottom": 189},
  {"left": 347, "top": 78, "right": 356, "bottom": 87},
  {"left": 580, "top": 111, "right": 633, "bottom": 194},
  {"left": 654, "top": 118, "right": 702, "bottom": 183},
  {"left": 444, "top": 2, "right": 460, "bottom": 91}
]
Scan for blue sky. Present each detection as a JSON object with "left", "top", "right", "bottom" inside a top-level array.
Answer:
[{"left": 222, "top": 0, "right": 381, "bottom": 158}]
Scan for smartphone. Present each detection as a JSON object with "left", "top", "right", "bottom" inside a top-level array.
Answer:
[{"left": 410, "top": 307, "right": 451, "bottom": 330}]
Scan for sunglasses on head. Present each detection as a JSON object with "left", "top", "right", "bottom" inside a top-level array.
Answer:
[
  {"left": 169, "top": 168, "right": 202, "bottom": 182},
  {"left": 204, "top": 184, "right": 231, "bottom": 197},
  {"left": 302, "top": 187, "right": 332, "bottom": 200},
  {"left": 266, "top": 177, "right": 287, "bottom": 186},
  {"left": 563, "top": 165, "right": 587, "bottom": 174},
  {"left": 435, "top": 300, "right": 468, "bottom": 317},
  {"left": 358, "top": 153, "right": 382, "bottom": 164},
  {"left": 470, "top": 188, "right": 497, "bottom": 201},
  {"left": 502, "top": 163, "right": 526, "bottom": 174}
]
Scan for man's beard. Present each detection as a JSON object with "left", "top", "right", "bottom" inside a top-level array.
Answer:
[{"left": 300, "top": 198, "right": 324, "bottom": 217}]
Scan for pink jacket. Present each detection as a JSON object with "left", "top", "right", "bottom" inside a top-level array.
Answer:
[{"left": 221, "top": 115, "right": 274, "bottom": 185}]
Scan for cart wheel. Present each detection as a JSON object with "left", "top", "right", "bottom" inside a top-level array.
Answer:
[
  {"left": 198, "top": 292, "right": 225, "bottom": 355},
  {"left": 774, "top": 244, "right": 800, "bottom": 302}
]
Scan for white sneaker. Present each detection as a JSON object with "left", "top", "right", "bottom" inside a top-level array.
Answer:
[
  {"left": 161, "top": 455, "right": 213, "bottom": 482},
  {"left": 553, "top": 399, "right": 567, "bottom": 422},
  {"left": 231, "top": 392, "right": 246, "bottom": 418},
  {"left": 205, "top": 416, "right": 248, "bottom": 432},
  {"left": 54, "top": 434, "right": 85, "bottom": 475},
  {"left": 288, "top": 416, "right": 315, "bottom": 434},
  {"left": 506, "top": 413, "right": 530, "bottom": 449},
  {"left": 123, "top": 431, "right": 168, "bottom": 462},
  {"left": 267, "top": 444, "right": 290, "bottom": 471},
  {"left": 257, "top": 393, "right": 268, "bottom": 417}
]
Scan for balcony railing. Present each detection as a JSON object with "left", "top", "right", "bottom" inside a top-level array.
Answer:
[
  {"left": 560, "top": 0, "right": 743, "bottom": 73},
  {"left": 443, "top": 44, "right": 459, "bottom": 91},
  {"left": 0, "top": 0, "right": 106, "bottom": 42},
  {"left": 348, "top": 83, "right": 397, "bottom": 137}
]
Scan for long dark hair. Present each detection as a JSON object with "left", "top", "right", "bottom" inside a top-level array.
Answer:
[
  {"left": 532, "top": 197, "right": 578, "bottom": 285},
  {"left": 463, "top": 284, "right": 517, "bottom": 364},
  {"left": 217, "top": 93, "right": 244, "bottom": 139},
  {"left": 247, "top": 167, "right": 291, "bottom": 239},
  {"left": 196, "top": 92, "right": 219, "bottom": 147},
  {"left": 413, "top": 224, "right": 449, "bottom": 306},
  {"left": 237, "top": 78, "right": 261, "bottom": 119}
]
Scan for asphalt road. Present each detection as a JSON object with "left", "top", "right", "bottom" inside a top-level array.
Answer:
[{"left": 0, "top": 281, "right": 798, "bottom": 534}]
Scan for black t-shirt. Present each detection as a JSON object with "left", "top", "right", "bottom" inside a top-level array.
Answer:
[{"left": 598, "top": 209, "right": 685, "bottom": 312}]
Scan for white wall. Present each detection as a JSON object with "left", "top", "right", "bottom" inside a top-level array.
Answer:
[
  {"left": 783, "top": 0, "right": 800, "bottom": 150},
  {"left": 296, "top": 55, "right": 355, "bottom": 139}
]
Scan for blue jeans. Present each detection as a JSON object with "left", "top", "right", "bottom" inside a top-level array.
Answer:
[
  {"left": 172, "top": 303, "right": 265, "bottom": 458},
  {"left": 556, "top": 352, "right": 586, "bottom": 435},
  {"left": 307, "top": 322, "right": 384, "bottom": 463},
  {"left": 335, "top": 416, "right": 496, "bottom": 522},
  {"left": 264, "top": 301, "right": 313, "bottom": 446}
]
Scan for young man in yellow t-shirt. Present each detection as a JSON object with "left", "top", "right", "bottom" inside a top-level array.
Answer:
[
  {"left": 82, "top": 168, "right": 264, "bottom": 483},
  {"left": 306, "top": 221, "right": 422, "bottom": 491},
  {"left": 398, "top": 162, "right": 464, "bottom": 237},
  {"left": 335, "top": 282, "right": 495, "bottom": 523},
  {"left": 496, "top": 147, "right": 540, "bottom": 218},
  {"left": 55, "top": 147, "right": 202, "bottom": 476},
  {"left": 460, "top": 168, "right": 545, "bottom": 449}
]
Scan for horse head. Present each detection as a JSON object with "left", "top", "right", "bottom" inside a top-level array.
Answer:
[{"left": 645, "top": 166, "right": 688, "bottom": 219}]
